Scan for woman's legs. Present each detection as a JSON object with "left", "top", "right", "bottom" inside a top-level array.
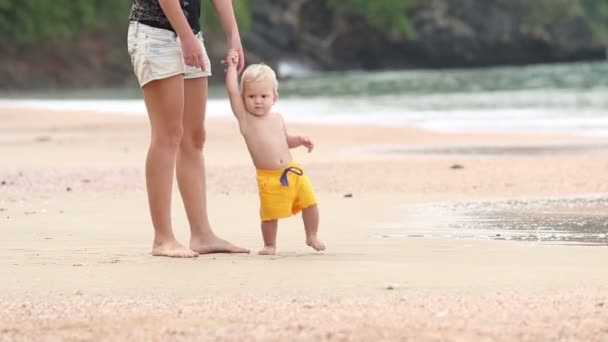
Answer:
[
  {"left": 142, "top": 75, "right": 198, "bottom": 258},
  {"left": 178, "top": 77, "right": 249, "bottom": 254}
]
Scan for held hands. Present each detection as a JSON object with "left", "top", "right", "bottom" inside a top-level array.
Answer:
[
  {"left": 181, "top": 35, "right": 206, "bottom": 70},
  {"left": 228, "top": 34, "right": 245, "bottom": 73},
  {"left": 222, "top": 48, "right": 243, "bottom": 73},
  {"left": 222, "top": 49, "right": 239, "bottom": 69},
  {"left": 300, "top": 136, "right": 315, "bottom": 152}
]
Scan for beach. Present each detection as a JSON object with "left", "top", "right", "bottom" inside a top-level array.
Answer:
[{"left": 1, "top": 107, "right": 608, "bottom": 341}]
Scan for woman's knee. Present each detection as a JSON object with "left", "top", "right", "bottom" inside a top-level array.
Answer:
[
  {"left": 154, "top": 125, "right": 184, "bottom": 148},
  {"left": 182, "top": 127, "right": 206, "bottom": 150}
]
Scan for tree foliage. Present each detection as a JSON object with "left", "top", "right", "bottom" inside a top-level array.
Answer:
[
  {"left": 495, "top": 0, "right": 608, "bottom": 38},
  {"left": 580, "top": 0, "right": 608, "bottom": 37},
  {"left": 0, "top": 0, "right": 250, "bottom": 46},
  {"left": 327, "top": 0, "right": 423, "bottom": 38},
  {"left": 1, "top": 0, "right": 607, "bottom": 46},
  {"left": 202, "top": 0, "right": 251, "bottom": 33},
  {"left": 497, "top": 0, "right": 582, "bottom": 27},
  {"left": 0, "top": 0, "right": 128, "bottom": 44}
]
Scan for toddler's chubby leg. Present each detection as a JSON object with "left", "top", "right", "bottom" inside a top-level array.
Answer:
[
  {"left": 259, "top": 220, "right": 278, "bottom": 255},
  {"left": 302, "top": 205, "right": 325, "bottom": 252}
]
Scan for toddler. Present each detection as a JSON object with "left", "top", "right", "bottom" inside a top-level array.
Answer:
[{"left": 224, "top": 49, "right": 326, "bottom": 255}]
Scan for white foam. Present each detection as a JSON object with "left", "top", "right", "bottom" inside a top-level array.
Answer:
[{"left": 1, "top": 97, "right": 607, "bottom": 136}]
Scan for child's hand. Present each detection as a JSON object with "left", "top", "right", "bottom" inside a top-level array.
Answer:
[
  {"left": 221, "top": 49, "right": 239, "bottom": 71},
  {"left": 300, "top": 136, "right": 314, "bottom": 152},
  {"left": 228, "top": 49, "right": 239, "bottom": 65}
]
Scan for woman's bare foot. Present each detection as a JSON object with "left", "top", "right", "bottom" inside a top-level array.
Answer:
[
  {"left": 152, "top": 239, "right": 199, "bottom": 258},
  {"left": 258, "top": 245, "right": 276, "bottom": 255},
  {"left": 190, "top": 235, "right": 250, "bottom": 254},
  {"left": 306, "top": 237, "right": 326, "bottom": 252}
]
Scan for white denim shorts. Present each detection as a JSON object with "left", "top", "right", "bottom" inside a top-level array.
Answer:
[{"left": 127, "top": 21, "right": 212, "bottom": 87}]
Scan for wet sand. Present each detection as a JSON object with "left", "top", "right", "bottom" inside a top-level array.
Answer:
[
  {"left": 390, "top": 195, "right": 608, "bottom": 245},
  {"left": 1, "top": 108, "right": 608, "bottom": 340}
]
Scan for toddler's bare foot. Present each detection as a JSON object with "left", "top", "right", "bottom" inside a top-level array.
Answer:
[
  {"left": 258, "top": 246, "right": 276, "bottom": 255},
  {"left": 306, "top": 237, "right": 326, "bottom": 252},
  {"left": 190, "top": 235, "right": 250, "bottom": 254},
  {"left": 152, "top": 239, "right": 199, "bottom": 258}
]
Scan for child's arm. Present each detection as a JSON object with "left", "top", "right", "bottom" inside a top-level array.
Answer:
[
  {"left": 223, "top": 49, "right": 247, "bottom": 121},
  {"left": 282, "top": 116, "right": 314, "bottom": 152}
]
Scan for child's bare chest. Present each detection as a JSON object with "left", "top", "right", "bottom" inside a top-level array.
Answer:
[{"left": 243, "top": 120, "right": 284, "bottom": 147}]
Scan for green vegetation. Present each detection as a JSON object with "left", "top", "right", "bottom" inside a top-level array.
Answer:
[
  {"left": 0, "top": 0, "right": 250, "bottom": 46},
  {"left": 202, "top": 0, "right": 251, "bottom": 33},
  {"left": 330, "top": 0, "right": 608, "bottom": 39},
  {"left": 497, "top": 0, "right": 582, "bottom": 27},
  {"left": 327, "top": 0, "right": 423, "bottom": 38},
  {"left": 494, "top": 0, "right": 608, "bottom": 38},
  {"left": 1, "top": 0, "right": 608, "bottom": 46},
  {"left": 581, "top": 0, "right": 608, "bottom": 37},
  {"left": 0, "top": 0, "right": 129, "bottom": 45}
]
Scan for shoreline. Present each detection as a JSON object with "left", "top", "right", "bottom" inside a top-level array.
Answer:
[{"left": 1, "top": 98, "right": 608, "bottom": 137}]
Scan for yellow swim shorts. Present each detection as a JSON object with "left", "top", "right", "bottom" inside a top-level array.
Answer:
[{"left": 256, "top": 161, "right": 318, "bottom": 221}]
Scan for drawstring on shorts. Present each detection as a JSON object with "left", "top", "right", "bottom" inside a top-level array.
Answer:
[{"left": 279, "top": 167, "right": 303, "bottom": 186}]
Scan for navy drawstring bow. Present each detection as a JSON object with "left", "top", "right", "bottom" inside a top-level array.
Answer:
[{"left": 280, "top": 166, "right": 303, "bottom": 186}]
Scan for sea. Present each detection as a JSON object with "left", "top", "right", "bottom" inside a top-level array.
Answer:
[{"left": 1, "top": 60, "right": 608, "bottom": 136}]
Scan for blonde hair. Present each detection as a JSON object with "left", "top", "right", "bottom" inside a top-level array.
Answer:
[{"left": 240, "top": 63, "right": 278, "bottom": 94}]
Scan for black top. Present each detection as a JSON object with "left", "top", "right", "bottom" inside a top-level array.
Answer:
[{"left": 129, "top": 0, "right": 201, "bottom": 34}]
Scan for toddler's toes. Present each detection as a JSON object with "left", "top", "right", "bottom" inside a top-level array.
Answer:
[
  {"left": 306, "top": 238, "right": 326, "bottom": 252},
  {"left": 258, "top": 246, "right": 276, "bottom": 255}
]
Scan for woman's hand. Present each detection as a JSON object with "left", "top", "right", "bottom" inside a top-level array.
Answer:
[
  {"left": 181, "top": 34, "right": 206, "bottom": 70},
  {"left": 228, "top": 34, "right": 245, "bottom": 73}
]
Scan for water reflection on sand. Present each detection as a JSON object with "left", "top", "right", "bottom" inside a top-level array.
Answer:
[{"left": 378, "top": 194, "right": 608, "bottom": 246}]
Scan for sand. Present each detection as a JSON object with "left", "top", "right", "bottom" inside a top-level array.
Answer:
[{"left": 1, "top": 107, "right": 607, "bottom": 341}]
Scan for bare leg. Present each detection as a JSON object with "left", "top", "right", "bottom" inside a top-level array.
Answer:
[
  {"left": 259, "top": 220, "right": 278, "bottom": 255},
  {"left": 302, "top": 205, "right": 325, "bottom": 251},
  {"left": 142, "top": 75, "right": 198, "bottom": 258},
  {"left": 178, "top": 77, "right": 249, "bottom": 254}
]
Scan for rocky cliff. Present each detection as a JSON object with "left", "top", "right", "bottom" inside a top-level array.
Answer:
[
  {"left": 1, "top": 0, "right": 605, "bottom": 91},
  {"left": 245, "top": 0, "right": 605, "bottom": 76}
]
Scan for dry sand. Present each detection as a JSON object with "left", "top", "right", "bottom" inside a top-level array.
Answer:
[{"left": 1, "top": 108, "right": 608, "bottom": 341}]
